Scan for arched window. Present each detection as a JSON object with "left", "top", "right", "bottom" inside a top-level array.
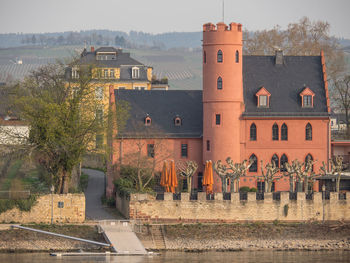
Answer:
[
  {"left": 272, "top": 123, "right": 279, "bottom": 140},
  {"left": 249, "top": 154, "right": 258, "bottom": 172},
  {"left": 281, "top": 123, "right": 288, "bottom": 141},
  {"left": 235, "top": 50, "right": 239, "bottom": 63},
  {"left": 305, "top": 154, "right": 314, "bottom": 171},
  {"left": 250, "top": 123, "right": 257, "bottom": 141},
  {"left": 203, "top": 51, "right": 206, "bottom": 64},
  {"left": 271, "top": 154, "right": 279, "bottom": 168},
  {"left": 280, "top": 154, "right": 288, "bottom": 172},
  {"left": 217, "top": 77, "right": 223, "bottom": 90},
  {"left": 217, "top": 50, "right": 223, "bottom": 63},
  {"left": 306, "top": 123, "right": 312, "bottom": 140}
]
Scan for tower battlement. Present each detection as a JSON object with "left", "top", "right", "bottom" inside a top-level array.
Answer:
[{"left": 203, "top": 22, "right": 242, "bottom": 32}]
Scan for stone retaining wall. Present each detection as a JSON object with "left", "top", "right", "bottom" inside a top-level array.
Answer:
[
  {"left": 116, "top": 192, "right": 350, "bottom": 222},
  {"left": 0, "top": 194, "right": 85, "bottom": 223}
]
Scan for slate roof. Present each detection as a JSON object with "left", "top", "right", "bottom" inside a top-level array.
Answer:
[
  {"left": 243, "top": 55, "right": 328, "bottom": 117},
  {"left": 78, "top": 48, "right": 145, "bottom": 67},
  {"left": 114, "top": 55, "right": 329, "bottom": 138},
  {"left": 115, "top": 90, "right": 203, "bottom": 138}
]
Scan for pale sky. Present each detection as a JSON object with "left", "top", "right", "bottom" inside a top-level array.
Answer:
[{"left": 1, "top": 0, "right": 350, "bottom": 38}]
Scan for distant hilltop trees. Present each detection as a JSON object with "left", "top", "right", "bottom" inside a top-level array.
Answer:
[{"left": 0, "top": 30, "right": 202, "bottom": 50}]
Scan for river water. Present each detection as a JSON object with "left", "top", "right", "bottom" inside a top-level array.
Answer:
[{"left": 1, "top": 251, "right": 350, "bottom": 263}]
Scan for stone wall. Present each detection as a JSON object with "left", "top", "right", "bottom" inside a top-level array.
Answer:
[
  {"left": 0, "top": 194, "right": 85, "bottom": 223},
  {"left": 116, "top": 192, "right": 350, "bottom": 222}
]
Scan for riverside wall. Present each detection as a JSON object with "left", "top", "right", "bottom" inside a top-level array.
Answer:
[
  {"left": 0, "top": 194, "right": 85, "bottom": 223},
  {"left": 116, "top": 192, "right": 350, "bottom": 222}
]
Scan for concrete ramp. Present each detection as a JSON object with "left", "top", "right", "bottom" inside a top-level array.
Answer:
[{"left": 98, "top": 220, "right": 147, "bottom": 255}]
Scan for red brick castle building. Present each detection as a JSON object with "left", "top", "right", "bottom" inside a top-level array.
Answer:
[{"left": 107, "top": 22, "right": 331, "bottom": 195}]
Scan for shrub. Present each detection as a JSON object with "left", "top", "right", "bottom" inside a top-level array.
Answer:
[
  {"left": 239, "top": 186, "right": 250, "bottom": 192},
  {"left": 249, "top": 187, "right": 257, "bottom": 192},
  {"left": 79, "top": 173, "right": 89, "bottom": 192},
  {"left": 0, "top": 195, "right": 38, "bottom": 214}
]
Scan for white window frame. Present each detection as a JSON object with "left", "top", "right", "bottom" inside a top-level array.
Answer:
[
  {"left": 95, "top": 87, "right": 103, "bottom": 100},
  {"left": 132, "top": 67, "right": 140, "bottom": 79}
]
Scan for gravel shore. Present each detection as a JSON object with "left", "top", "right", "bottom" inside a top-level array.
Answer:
[{"left": 138, "top": 222, "right": 350, "bottom": 251}]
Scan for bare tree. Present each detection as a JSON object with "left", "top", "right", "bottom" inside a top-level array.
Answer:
[
  {"left": 226, "top": 158, "right": 251, "bottom": 193},
  {"left": 284, "top": 159, "right": 316, "bottom": 193},
  {"left": 331, "top": 75, "right": 350, "bottom": 138},
  {"left": 320, "top": 156, "right": 343, "bottom": 192},
  {"left": 244, "top": 17, "right": 346, "bottom": 82},
  {"left": 256, "top": 161, "right": 281, "bottom": 193},
  {"left": 177, "top": 160, "right": 198, "bottom": 193}
]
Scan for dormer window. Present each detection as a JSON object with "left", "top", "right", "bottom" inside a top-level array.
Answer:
[
  {"left": 300, "top": 87, "right": 315, "bottom": 108},
  {"left": 255, "top": 87, "right": 271, "bottom": 108},
  {"left": 145, "top": 115, "right": 151, "bottom": 126},
  {"left": 132, "top": 67, "right": 140, "bottom": 79},
  {"left": 174, "top": 116, "right": 182, "bottom": 126}
]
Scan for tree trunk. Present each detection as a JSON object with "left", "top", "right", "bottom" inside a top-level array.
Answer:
[
  {"left": 336, "top": 174, "right": 341, "bottom": 192},
  {"left": 230, "top": 179, "right": 235, "bottom": 193},
  {"left": 297, "top": 179, "right": 303, "bottom": 192},
  {"left": 304, "top": 178, "right": 309, "bottom": 193},
  {"left": 60, "top": 171, "right": 70, "bottom": 194},
  {"left": 187, "top": 176, "right": 192, "bottom": 193},
  {"left": 289, "top": 177, "right": 294, "bottom": 192}
]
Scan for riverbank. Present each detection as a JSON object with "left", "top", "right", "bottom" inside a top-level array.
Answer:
[
  {"left": 0, "top": 224, "right": 108, "bottom": 253},
  {"left": 1, "top": 222, "right": 350, "bottom": 252},
  {"left": 137, "top": 222, "right": 350, "bottom": 251}
]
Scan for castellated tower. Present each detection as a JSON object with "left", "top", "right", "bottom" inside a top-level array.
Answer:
[{"left": 202, "top": 22, "right": 244, "bottom": 192}]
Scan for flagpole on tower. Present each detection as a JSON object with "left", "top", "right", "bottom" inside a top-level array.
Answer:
[{"left": 222, "top": 0, "right": 225, "bottom": 23}]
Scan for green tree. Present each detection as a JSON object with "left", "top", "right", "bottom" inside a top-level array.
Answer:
[{"left": 11, "top": 63, "right": 104, "bottom": 193}]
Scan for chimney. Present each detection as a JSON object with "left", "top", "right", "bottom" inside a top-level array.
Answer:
[
  {"left": 91, "top": 46, "right": 95, "bottom": 52},
  {"left": 275, "top": 49, "right": 283, "bottom": 65}
]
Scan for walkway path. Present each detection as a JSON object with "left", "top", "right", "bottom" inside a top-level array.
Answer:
[{"left": 83, "top": 168, "right": 122, "bottom": 220}]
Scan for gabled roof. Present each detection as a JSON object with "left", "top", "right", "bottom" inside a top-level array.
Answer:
[
  {"left": 243, "top": 55, "right": 329, "bottom": 117},
  {"left": 78, "top": 48, "right": 145, "bottom": 67},
  {"left": 300, "top": 87, "right": 315, "bottom": 96},
  {"left": 115, "top": 90, "right": 203, "bottom": 138},
  {"left": 255, "top": 87, "right": 271, "bottom": 96}
]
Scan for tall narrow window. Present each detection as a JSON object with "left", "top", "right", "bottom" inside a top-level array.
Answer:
[
  {"left": 281, "top": 123, "right": 288, "bottom": 141},
  {"left": 132, "top": 67, "right": 140, "bottom": 79},
  {"left": 306, "top": 123, "right": 312, "bottom": 140},
  {"left": 303, "top": 95, "right": 312, "bottom": 107},
  {"left": 280, "top": 154, "right": 288, "bottom": 172},
  {"left": 181, "top": 144, "right": 188, "bottom": 158},
  {"left": 95, "top": 86, "right": 103, "bottom": 100},
  {"left": 215, "top": 114, "right": 221, "bottom": 125},
  {"left": 217, "top": 77, "right": 223, "bottom": 90},
  {"left": 235, "top": 50, "right": 239, "bottom": 63},
  {"left": 147, "top": 144, "right": 155, "bottom": 158},
  {"left": 104, "top": 69, "right": 108, "bottom": 78},
  {"left": 203, "top": 51, "right": 206, "bottom": 64},
  {"left": 259, "top": 95, "right": 267, "bottom": 107},
  {"left": 250, "top": 123, "right": 257, "bottom": 141},
  {"left": 206, "top": 140, "right": 210, "bottom": 151},
  {"left": 217, "top": 50, "right": 223, "bottom": 63},
  {"left": 249, "top": 154, "right": 258, "bottom": 172},
  {"left": 110, "top": 69, "right": 115, "bottom": 78},
  {"left": 272, "top": 123, "right": 279, "bottom": 140},
  {"left": 271, "top": 154, "right": 279, "bottom": 168},
  {"left": 305, "top": 154, "right": 314, "bottom": 171}
]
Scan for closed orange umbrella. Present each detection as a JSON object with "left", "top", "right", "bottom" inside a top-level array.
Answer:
[
  {"left": 207, "top": 161, "right": 214, "bottom": 194},
  {"left": 169, "top": 160, "right": 178, "bottom": 193},
  {"left": 160, "top": 161, "right": 169, "bottom": 192},
  {"left": 203, "top": 160, "right": 214, "bottom": 194}
]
